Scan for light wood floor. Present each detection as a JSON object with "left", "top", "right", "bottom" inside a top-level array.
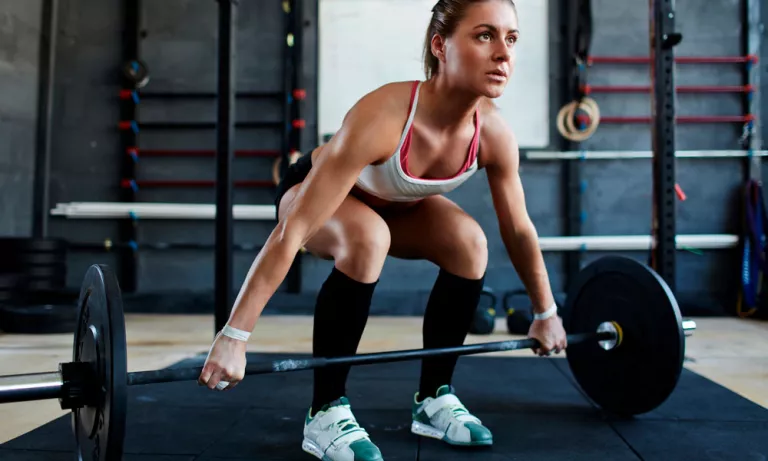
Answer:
[{"left": 0, "top": 315, "right": 766, "bottom": 444}]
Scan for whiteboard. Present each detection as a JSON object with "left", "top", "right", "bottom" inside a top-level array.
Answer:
[{"left": 318, "top": 0, "right": 550, "bottom": 148}]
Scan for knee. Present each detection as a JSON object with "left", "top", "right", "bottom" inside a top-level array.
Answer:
[
  {"left": 335, "top": 220, "right": 391, "bottom": 282},
  {"left": 450, "top": 223, "right": 488, "bottom": 280}
]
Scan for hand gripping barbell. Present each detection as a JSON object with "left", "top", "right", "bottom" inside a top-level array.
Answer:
[{"left": 0, "top": 256, "right": 695, "bottom": 461}]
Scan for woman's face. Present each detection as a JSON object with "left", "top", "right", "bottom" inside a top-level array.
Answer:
[{"left": 438, "top": 0, "right": 519, "bottom": 98}]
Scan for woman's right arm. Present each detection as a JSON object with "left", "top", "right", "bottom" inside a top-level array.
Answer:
[{"left": 223, "top": 90, "right": 401, "bottom": 333}]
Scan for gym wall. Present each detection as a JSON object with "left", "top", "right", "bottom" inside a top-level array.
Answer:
[
  {"left": 2, "top": 0, "right": 766, "bottom": 316},
  {"left": 0, "top": 0, "right": 43, "bottom": 236}
]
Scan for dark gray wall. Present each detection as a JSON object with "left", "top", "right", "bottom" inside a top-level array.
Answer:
[
  {"left": 0, "top": 0, "right": 42, "bottom": 236},
  {"left": 4, "top": 0, "right": 765, "bottom": 315}
]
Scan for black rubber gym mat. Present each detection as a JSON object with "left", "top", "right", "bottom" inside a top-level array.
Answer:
[{"left": 2, "top": 354, "right": 767, "bottom": 460}]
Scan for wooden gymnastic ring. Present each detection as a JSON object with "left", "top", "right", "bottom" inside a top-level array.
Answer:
[
  {"left": 272, "top": 151, "right": 303, "bottom": 186},
  {"left": 564, "top": 98, "right": 600, "bottom": 138},
  {"left": 556, "top": 97, "right": 601, "bottom": 142}
]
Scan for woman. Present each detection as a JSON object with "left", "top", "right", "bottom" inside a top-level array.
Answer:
[{"left": 199, "top": 0, "right": 567, "bottom": 459}]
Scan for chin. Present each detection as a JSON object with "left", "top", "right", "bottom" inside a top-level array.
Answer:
[{"left": 479, "top": 82, "right": 507, "bottom": 99}]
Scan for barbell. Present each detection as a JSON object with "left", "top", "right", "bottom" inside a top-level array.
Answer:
[{"left": 0, "top": 255, "right": 695, "bottom": 461}]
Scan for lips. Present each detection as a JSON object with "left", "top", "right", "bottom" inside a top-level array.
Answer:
[{"left": 487, "top": 70, "right": 507, "bottom": 78}]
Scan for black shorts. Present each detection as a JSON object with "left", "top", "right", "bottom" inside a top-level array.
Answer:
[{"left": 274, "top": 152, "right": 313, "bottom": 219}]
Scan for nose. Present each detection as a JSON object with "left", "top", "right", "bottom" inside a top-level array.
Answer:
[{"left": 493, "top": 43, "right": 512, "bottom": 63}]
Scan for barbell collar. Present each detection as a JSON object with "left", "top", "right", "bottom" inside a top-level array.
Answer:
[{"left": 0, "top": 371, "right": 63, "bottom": 404}]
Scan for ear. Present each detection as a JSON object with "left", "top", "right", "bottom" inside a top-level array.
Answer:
[{"left": 430, "top": 34, "right": 447, "bottom": 64}]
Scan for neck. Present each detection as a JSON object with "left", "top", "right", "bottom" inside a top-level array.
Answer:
[{"left": 419, "top": 75, "right": 481, "bottom": 132}]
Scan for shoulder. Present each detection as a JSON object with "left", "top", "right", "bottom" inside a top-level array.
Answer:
[
  {"left": 349, "top": 81, "right": 414, "bottom": 116},
  {"left": 322, "top": 81, "right": 416, "bottom": 164},
  {"left": 477, "top": 99, "right": 519, "bottom": 170}
]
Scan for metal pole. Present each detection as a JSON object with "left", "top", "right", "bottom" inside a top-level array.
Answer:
[
  {"left": 744, "top": 0, "right": 762, "bottom": 180},
  {"left": 32, "top": 0, "right": 59, "bottom": 238},
  {"left": 649, "top": 0, "right": 679, "bottom": 291},
  {"left": 562, "top": 0, "right": 584, "bottom": 286},
  {"left": 119, "top": 0, "right": 141, "bottom": 293},
  {"left": 215, "top": 0, "right": 237, "bottom": 334},
  {"left": 285, "top": 0, "right": 304, "bottom": 293}
]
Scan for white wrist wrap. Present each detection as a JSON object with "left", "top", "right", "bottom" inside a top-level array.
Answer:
[
  {"left": 533, "top": 302, "right": 557, "bottom": 321},
  {"left": 221, "top": 325, "right": 251, "bottom": 342}
]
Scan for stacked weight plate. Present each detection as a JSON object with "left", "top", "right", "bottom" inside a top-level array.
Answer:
[{"left": 0, "top": 238, "right": 78, "bottom": 334}]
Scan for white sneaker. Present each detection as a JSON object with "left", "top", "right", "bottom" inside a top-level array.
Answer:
[
  {"left": 411, "top": 385, "right": 493, "bottom": 446},
  {"left": 302, "top": 397, "right": 384, "bottom": 461}
]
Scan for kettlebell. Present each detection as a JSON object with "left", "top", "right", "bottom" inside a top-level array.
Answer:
[
  {"left": 503, "top": 290, "right": 533, "bottom": 334},
  {"left": 469, "top": 286, "right": 498, "bottom": 335}
]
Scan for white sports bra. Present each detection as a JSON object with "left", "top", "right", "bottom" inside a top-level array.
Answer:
[{"left": 354, "top": 81, "right": 481, "bottom": 203}]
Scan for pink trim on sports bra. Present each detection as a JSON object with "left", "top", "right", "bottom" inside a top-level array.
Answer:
[{"left": 399, "top": 81, "right": 481, "bottom": 181}]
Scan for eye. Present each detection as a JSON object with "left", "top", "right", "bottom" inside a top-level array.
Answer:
[
  {"left": 507, "top": 35, "right": 518, "bottom": 45},
  {"left": 478, "top": 32, "right": 492, "bottom": 41}
]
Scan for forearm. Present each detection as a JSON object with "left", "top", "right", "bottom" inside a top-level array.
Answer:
[
  {"left": 225, "top": 223, "right": 304, "bottom": 332},
  {"left": 502, "top": 225, "right": 555, "bottom": 314}
]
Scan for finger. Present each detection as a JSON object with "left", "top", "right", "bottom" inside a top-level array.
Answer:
[
  {"left": 198, "top": 364, "right": 215, "bottom": 386},
  {"left": 207, "top": 369, "right": 225, "bottom": 390},
  {"left": 219, "top": 370, "right": 242, "bottom": 391},
  {"left": 223, "top": 379, "right": 242, "bottom": 391}
]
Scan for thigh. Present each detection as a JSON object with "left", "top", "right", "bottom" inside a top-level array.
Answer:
[
  {"left": 384, "top": 195, "right": 488, "bottom": 279},
  {"left": 277, "top": 182, "right": 390, "bottom": 261}
]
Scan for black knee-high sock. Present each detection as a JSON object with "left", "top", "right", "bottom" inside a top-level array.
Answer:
[
  {"left": 419, "top": 268, "right": 485, "bottom": 399},
  {"left": 312, "top": 266, "right": 377, "bottom": 415}
]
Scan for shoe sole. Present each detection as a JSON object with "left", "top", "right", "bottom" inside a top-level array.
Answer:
[
  {"left": 411, "top": 421, "right": 493, "bottom": 447},
  {"left": 302, "top": 438, "right": 330, "bottom": 460}
]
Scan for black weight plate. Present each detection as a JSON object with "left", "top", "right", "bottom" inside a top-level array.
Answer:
[
  {"left": 25, "top": 278, "right": 66, "bottom": 292},
  {"left": 19, "top": 287, "right": 79, "bottom": 307},
  {"left": 24, "top": 263, "right": 66, "bottom": 279},
  {"left": 565, "top": 256, "right": 684, "bottom": 416},
  {"left": 22, "top": 251, "right": 66, "bottom": 265},
  {"left": 0, "top": 274, "right": 17, "bottom": 289},
  {"left": 73, "top": 265, "right": 127, "bottom": 461},
  {"left": 19, "top": 238, "right": 67, "bottom": 253},
  {"left": 0, "top": 304, "right": 78, "bottom": 334}
]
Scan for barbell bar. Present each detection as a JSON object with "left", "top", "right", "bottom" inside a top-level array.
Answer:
[
  {"left": 0, "top": 316, "right": 697, "bottom": 401},
  {"left": 0, "top": 255, "right": 696, "bottom": 461},
  {"left": 0, "top": 329, "right": 614, "bottom": 404}
]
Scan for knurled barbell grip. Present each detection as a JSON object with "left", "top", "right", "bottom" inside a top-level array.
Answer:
[
  {"left": 125, "top": 331, "right": 608, "bottom": 387},
  {"left": 0, "top": 329, "right": 621, "bottom": 400}
]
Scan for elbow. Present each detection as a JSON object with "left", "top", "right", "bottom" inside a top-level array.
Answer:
[
  {"left": 505, "top": 217, "right": 537, "bottom": 241},
  {"left": 273, "top": 215, "right": 310, "bottom": 254},
  {"left": 501, "top": 219, "right": 538, "bottom": 252}
]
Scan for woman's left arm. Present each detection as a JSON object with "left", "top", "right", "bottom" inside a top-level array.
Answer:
[{"left": 483, "top": 119, "right": 556, "bottom": 315}]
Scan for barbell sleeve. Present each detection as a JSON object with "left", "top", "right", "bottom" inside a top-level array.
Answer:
[
  {"left": 0, "top": 371, "right": 63, "bottom": 404},
  {"left": 126, "top": 331, "right": 608, "bottom": 387}
]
